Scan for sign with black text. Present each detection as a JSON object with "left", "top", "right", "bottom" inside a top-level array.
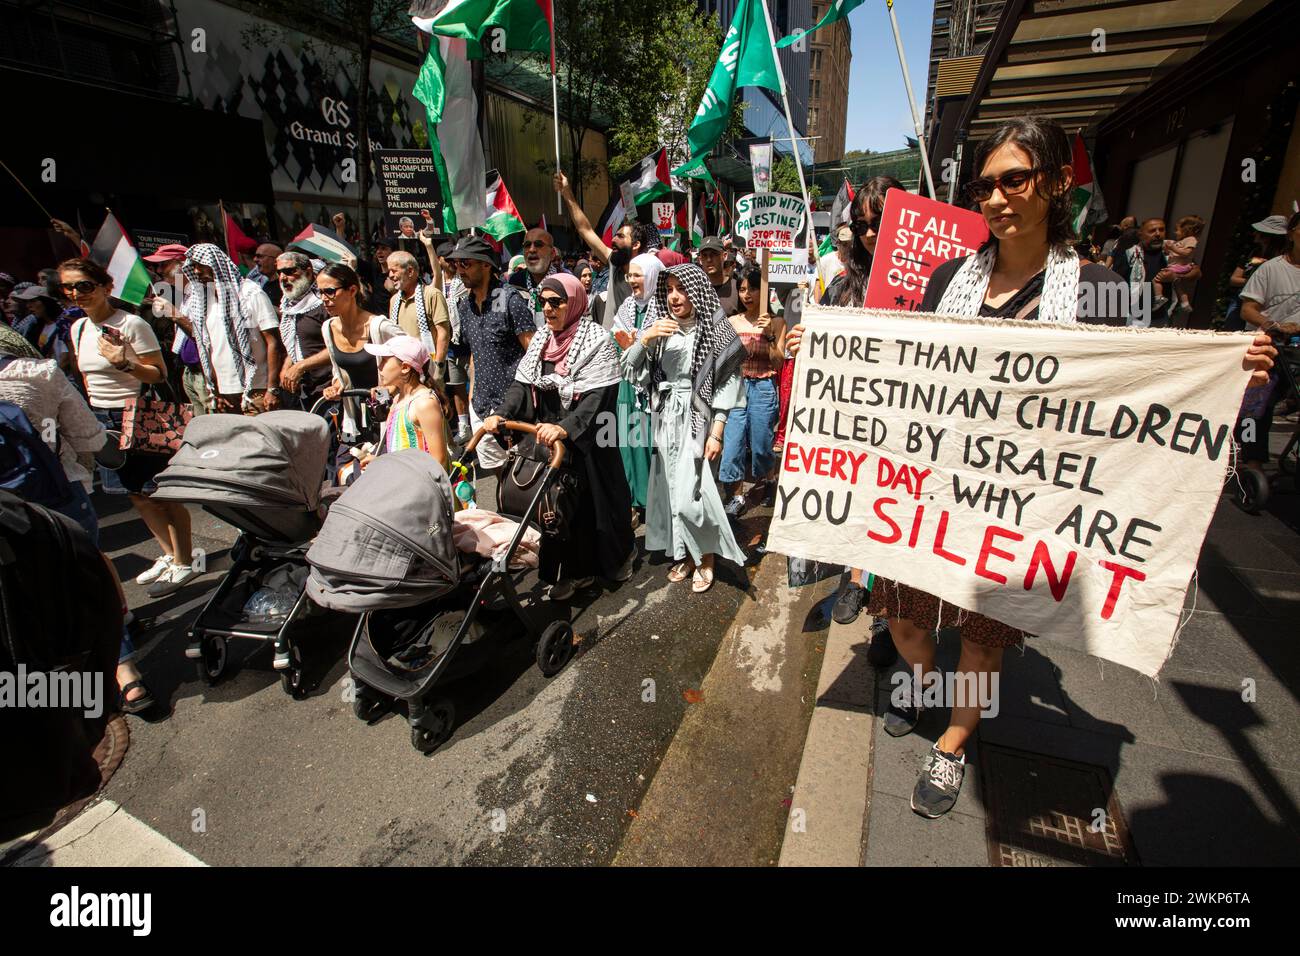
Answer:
[
  {"left": 374, "top": 149, "right": 442, "bottom": 238},
  {"left": 767, "top": 305, "right": 1255, "bottom": 676}
]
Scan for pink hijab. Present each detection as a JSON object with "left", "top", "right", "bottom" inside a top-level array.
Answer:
[{"left": 540, "top": 273, "right": 587, "bottom": 374}]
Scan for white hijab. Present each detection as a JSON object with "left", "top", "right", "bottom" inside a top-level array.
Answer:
[{"left": 630, "top": 253, "right": 663, "bottom": 307}]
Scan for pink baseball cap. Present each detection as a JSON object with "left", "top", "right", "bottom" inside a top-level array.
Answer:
[
  {"left": 364, "top": 335, "right": 430, "bottom": 372},
  {"left": 143, "top": 243, "right": 190, "bottom": 263}
]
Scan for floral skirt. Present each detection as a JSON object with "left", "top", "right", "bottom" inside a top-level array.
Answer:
[{"left": 865, "top": 577, "right": 1025, "bottom": 648}]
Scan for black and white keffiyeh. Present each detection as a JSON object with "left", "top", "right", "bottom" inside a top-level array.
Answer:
[
  {"left": 182, "top": 243, "right": 256, "bottom": 396},
  {"left": 935, "top": 242, "right": 1081, "bottom": 323},
  {"left": 644, "top": 263, "right": 743, "bottom": 448},
  {"left": 515, "top": 318, "right": 623, "bottom": 410},
  {"left": 279, "top": 287, "right": 323, "bottom": 364},
  {"left": 391, "top": 283, "right": 436, "bottom": 353}
]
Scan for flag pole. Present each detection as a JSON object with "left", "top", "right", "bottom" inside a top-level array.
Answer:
[
  {"left": 550, "top": 23, "right": 562, "bottom": 217},
  {"left": 758, "top": 0, "right": 812, "bottom": 250},
  {"left": 0, "top": 157, "right": 56, "bottom": 221},
  {"left": 886, "top": 0, "right": 937, "bottom": 198},
  {"left": 687, "top": 184, "right": 695, "bottom": 249}
]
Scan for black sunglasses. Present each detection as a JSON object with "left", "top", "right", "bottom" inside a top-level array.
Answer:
[
  {"left": 277, "top": 267, "right": 301, "bottom": 277},
  {"left": 317, "top": 286, "right": 348, "bottom": 298},
  {"left": 849, "top": 217, "right": 882, "bottom": 236},
  {"left": 538, "top": 295, "right": 567, "bottom": 309},
  {"left": 522, "top": 239, "right": 549, "bottom": 250},
  {"left": 963, "top": 167, "right": 1041, "bottom": 204}
]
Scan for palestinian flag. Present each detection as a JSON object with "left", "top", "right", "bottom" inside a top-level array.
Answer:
[
  {"left": 595, "top": 147, "right": 672, "bottom": 246},
  {"left": 422, "top": 0, "right": 555, "bottom": 71},
  {"left": 224, "top": 209, "right": 257, "bottom": 261},
  {"left": 484, "top": 171, "right": 526, "bottom": 241},
  {"left": 691, "top": 202, "right": 705, "bottom": 248},
  {"left": 289, "top": 223, "right": 356, "bottom": 264},
  {"left": 1070, "top": 132, "right": 1101, "bottom": 238},
  {"left": 89, "top": 211, "right": 150, "bottom": 306}
]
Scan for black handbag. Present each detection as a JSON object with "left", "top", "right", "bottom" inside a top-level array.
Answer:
[{"left": 496, "top": 436, "right": 581, "bottom": 539}]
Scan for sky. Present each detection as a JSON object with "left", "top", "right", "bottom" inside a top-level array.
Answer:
[{"left": 842, "top": 0, "right": 936, "bottom": 153}]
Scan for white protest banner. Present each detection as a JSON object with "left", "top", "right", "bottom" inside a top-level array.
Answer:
[
  {"left": 735, "top": 192, "right": 805, "bottom": 249},
  {"left": 767, "top": 305, "right": 1255, "bottom": 677},
  {"left": 767, "top": 248, "right": 814, "bottom": 284}
]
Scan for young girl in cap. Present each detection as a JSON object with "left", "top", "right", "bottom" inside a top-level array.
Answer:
[{"left": 360, "top": 334, "right": 450, "bottom": 472}]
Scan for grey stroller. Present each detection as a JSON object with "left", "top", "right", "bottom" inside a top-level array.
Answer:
[
  {"left": 306, "top": 427, "right": 575, "bottom": 754},
  {"left": 151, "top": 411, "right": 332, "bottom": 697}
]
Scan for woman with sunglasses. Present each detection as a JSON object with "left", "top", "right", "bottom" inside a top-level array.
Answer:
[
  {"left": 60, "top": 257, "right": 199, "bottom": 602},
  {"left": 789, "top": 115, "right": 1275, "bottom": 819},
  {"left": 318, "top": 263, "right": 401, "bottom": 452},
  {"left": 484, "top": 273, "right": 634, "bottom": 600}
]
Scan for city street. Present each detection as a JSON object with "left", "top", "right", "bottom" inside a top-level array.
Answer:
[{"left": 66, "top": 488, "right": 821, "bottom": 866}]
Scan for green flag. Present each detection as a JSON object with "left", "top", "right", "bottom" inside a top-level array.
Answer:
[
  {"left": 776, "top": 0, "right": 866, "bottom": 49},
  {"left": 672, "top": 0, "right": 782, "bottom": 178}
]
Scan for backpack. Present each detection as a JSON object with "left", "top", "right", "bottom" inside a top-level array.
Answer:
[
  {"left": 0, "top": 357, "right": 78, "bottom": 509},
  {"left": 0, "top": 491, "right": 123, "bottom": 832}
]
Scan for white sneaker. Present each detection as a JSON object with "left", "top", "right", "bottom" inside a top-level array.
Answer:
[
  {"left": 724, "top": 494, "right": 747, "bottom": 518},
  {"left": 146, "top": 562, "right": 198, "bottom": 598},
  {"left": 135, "top": 554, "right": 174, "bottom": 585}
]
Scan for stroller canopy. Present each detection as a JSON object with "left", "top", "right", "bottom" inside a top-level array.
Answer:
[
  {"left": 306, "top": 449, "right": 460, "bottom": 612},
  {"left": 152, "top": 411, "right": 331, "bottom": 511}
]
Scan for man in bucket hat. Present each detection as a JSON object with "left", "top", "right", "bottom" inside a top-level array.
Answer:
[{"left": 447, "top": 236, "right": 534, "bottom": 472}]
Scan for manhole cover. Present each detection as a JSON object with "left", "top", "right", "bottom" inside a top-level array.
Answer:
[{"left": 980, "top": 742, "right": 1137, "bottom": 867}]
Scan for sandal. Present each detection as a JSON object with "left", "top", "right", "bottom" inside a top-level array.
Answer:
[
  {"left": 120, "top": 680, "right": 155, "bottom": 715},
  {"left": 667, "top": 560, "right": 695, "bottom": 583},
  {"left": 691, "top": 566, "right": 714, "bottom": 593}
]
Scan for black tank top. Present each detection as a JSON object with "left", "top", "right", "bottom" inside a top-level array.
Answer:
[{"left": 335, "top": 343, "right": 378, "bottom": 389}]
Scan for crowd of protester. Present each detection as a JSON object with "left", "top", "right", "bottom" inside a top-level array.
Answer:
[{"left": 1, "top": 115, "right": 1289, "bottom": 819}]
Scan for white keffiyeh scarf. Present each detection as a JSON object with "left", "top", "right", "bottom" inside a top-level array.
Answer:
[
  {"left": 935, "top": 242, "right": 1081, "bottom": 323},
  {"left": 182, "top": 243, "right": 256, "bottom": 396},
  {"left": 515, "top": 318, "right": 623, "bottom": 410}
]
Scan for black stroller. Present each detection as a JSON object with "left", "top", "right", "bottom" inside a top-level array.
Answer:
[
  {"left": 151, "top": 410, "right": 332, "bottom": 697},
  {"left": 305, "top": 424, "right": 575, "bottom": 753}
]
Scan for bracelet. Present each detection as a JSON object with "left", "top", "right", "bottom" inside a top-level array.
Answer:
[{"left": 114, "top": 359, "right": 132, "bottom": 372}]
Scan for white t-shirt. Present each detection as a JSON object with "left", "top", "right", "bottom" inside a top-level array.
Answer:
[
  {"left": 71, "top": 309, "right": 162, "bottom": 409},
  {"left": 1240, "top": 255, "right": 1300, "bottom": 327},
  {"left": 202, "top": 279, "right": 279, "bottom": 394}
]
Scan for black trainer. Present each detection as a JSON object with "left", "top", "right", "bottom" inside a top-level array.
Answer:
[
  {"left": 883, "top": 674, "right": 923, "bottom": 737},
  {"left": 911, "top": 744, "right": 966, "bottom": 818},
  {"left": 866, "top": 618, "right": 898, "bottom": 668},
  {"left": 832, "top": 582, "right": 866, "bottom": 625}
]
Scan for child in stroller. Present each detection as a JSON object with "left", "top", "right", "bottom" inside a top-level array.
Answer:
[{"left": 306, "top": 423, "right": 574, "bottom": 753}]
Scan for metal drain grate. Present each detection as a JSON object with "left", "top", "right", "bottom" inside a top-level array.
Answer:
[{"left": 979, "top": 742, "right": 1138, "bottom": 867}]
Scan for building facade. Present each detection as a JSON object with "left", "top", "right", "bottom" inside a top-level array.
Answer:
[
  {"left": 0, "top": 0, "right": 610, "bottom": 262},
  {"left": 806, "top": 5, "right": 851, "bottom": 164},
  {"left": 923, "top": 0, "right": 1005, "bottom": 140}
]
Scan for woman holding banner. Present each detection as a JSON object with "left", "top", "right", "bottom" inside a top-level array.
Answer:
[
  {"left": 787, "top": 115, "right": 1277, "bottom": 819},
  {"left": 622, "top": 264, "right": 746, "bottom": 593}
]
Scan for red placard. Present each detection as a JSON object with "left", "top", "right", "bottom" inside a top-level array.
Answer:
[{"left": 863, "top": 190, "right": 989, "bottom": 311}]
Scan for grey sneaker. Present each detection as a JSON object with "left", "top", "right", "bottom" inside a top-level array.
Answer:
[
  {"left": 453, "top": 425, "right": 473, "bottom": 445},
  {"left": 549, "top": 576, "right": 595, "bottom": 601},
  {"left": 911, "top": 744, "right": 966, "bottom": 818},
  {"left": 883, "top": 674, "right": 923, "bottom": 737},
  {"left": 831, "top": 582, "right": 866, "bottom": 625},
  {"left": 723, "top": 494, "right": 747, "bottom": 518}
]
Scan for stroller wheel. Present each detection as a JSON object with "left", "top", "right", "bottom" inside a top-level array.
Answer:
[
  {"left": 279, "top": 644, "right": 309, "bottom": 699},
  {"left": 1235, "top": 467, "right": 1269, "bottom": 515},
  {"left": 536, "top": 621, "right": 576, "bottom": 677},
  {"left": 196, "top": 636, "right": 228, "bottom": 685},
  {"left": 352, "top": 685, "right": 389, "bottom": 723},
  {"left": 410, "top": 698, "right": 455, "bottom": 754}
]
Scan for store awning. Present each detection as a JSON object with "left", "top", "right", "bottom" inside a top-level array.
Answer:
[{"left": 958, "top": 0, "right": 1271, "bottom": 137}]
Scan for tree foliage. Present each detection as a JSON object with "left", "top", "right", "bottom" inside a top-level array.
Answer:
[{"left": 771, "top": 155, "right": 821, "bottom": 205}]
